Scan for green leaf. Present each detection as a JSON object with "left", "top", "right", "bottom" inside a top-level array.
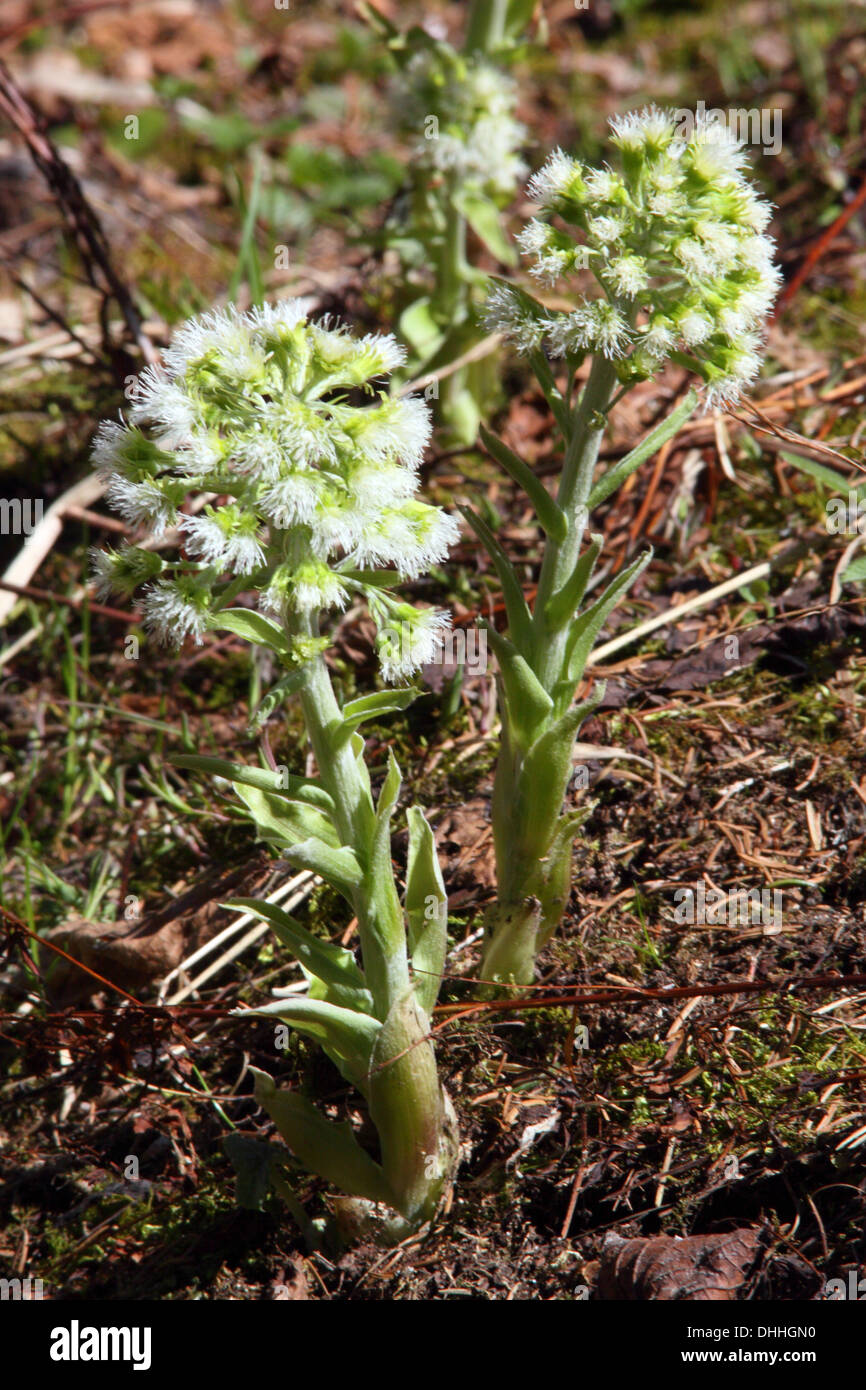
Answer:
[
  {"left": 544, "top": 534, "right": 603, "bottom": 630},
  {"left": 222, "top": 1134, "right": 273, "bottom": 1211},
  {"left": 457, "top": 193, "right": 515, "bottom": 265},
  {"left": 233, "top": 783, "right": 341, "bottom": 849},
  {"left": 588, "top": 390, "right": 698, "bottom": 510},
  {"left": 505, "top": 0, "right": 538, "bottom": 35},
  {"left": 780, "top": 450, "right": 865, "bottom": 494},
  {"left": 399, "top": 296, "right": 443, "bottom": 358},
  {"left": 368, "top": 754, "right": 402, "bottom": 904},
  {"left": 212, "top": 608, "right": 290, "bottom": 655},
  {"left": 560, "top": 549, "right": 652, "bottom": 698},
  {"left": 251, "top": 1068, "right": 394, "bottom": 1206},
  {"left": 278, "top": 837, "right": 364, "bottom": 901},
  {"left": 248, "top": 669, "right": 307, "bottom": 729},
  {"left": 342, "top": 688, "right": 420, "bottom": 732},
  {"left": 338, "top": 567, "right": 402, "bottom": 588},
  {"left": 367, "top": 991, "right": 444, "bottom": 1218},
  {"left": 479, "top": 426, "right": 568, "bottom": 542},
  {"left": 375, "top": 752, "right": 403, "bottom": 826},
  {"left": 459, "top": 504, "right": 533, "bottom": 652},
  {"left": 482, "top": 621, "right": 554, "bottom": 749},
  {"left": 405, "top": 807, "right": 447, "bottom": 1021},
  {"left": 536, "top": 809, "right": 591, "bottom": 948},
  {"left": 527, "top": 348, "right": 571, "bottom": 434},
  {"left": 240, "top": 1000, "right": 379, "bottom": 1079},
  {"left": 226, "top": 898, "right": 373, "bottom": 1013},
  {"left": 842, "top": 552, "right": 866, "bottom": 584},
  {"left": 355, "top": 0, "right": 401, "bottom": 41},
  {"left": 171, "top": 753, "right": 335, "bottom": 814}
]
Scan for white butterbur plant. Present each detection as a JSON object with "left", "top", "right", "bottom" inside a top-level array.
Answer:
[
  {"left": 476, "top": 108, "right": 781, "bottom": 985},
  {"left": 93, "top": 299, "right": 460, "bottom": 1231}
]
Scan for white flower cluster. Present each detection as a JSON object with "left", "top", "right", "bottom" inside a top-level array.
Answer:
[
  {"left": 397, "top": 47, "right": 526, "bottom": 199},
  {"left": 92, "top": 300, "right": 458, "bottom": 677},
  {"left": 487, "top": 106, "right": 782, "bottom": 407}
]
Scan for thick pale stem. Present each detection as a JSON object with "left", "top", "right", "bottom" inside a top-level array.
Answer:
[
  {"left": 481, "top": 356, "right": 619, "bottom": 986},
  {"left": 531, "top": 355, "right": 619, "bottom": 693},
  {"left": 287, "top": 609, "right": 457, "bottom": 1220}
]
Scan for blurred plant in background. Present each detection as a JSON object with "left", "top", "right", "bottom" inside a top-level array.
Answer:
[{"left": 360, "top": 0, "right": 536, "bottom": 444}]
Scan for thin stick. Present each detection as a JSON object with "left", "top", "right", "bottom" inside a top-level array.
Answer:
[{"left": 587, "top": 534, "right": 828, "bottom": 667}]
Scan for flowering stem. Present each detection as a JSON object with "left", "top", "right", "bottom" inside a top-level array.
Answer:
[
  {"left": 286, "top": 609, "right": 456, "bottom": 1222},
  {"left": 440, "top": 176, "right": 468, "bottom": 321},
  {"left": 480, "top": 357, "right": 618, "bottom": 988},
  {"left": 531, "top": 355, "right": 619, "bottom": 694}
]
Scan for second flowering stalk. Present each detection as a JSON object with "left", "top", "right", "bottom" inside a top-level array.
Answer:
[{"left": 477, "top": 108, "right": 781, "bottom": 985}]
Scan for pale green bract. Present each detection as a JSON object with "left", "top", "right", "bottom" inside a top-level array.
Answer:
[{"left": 91, "top": 299, "right": 458, "bottom": 679}]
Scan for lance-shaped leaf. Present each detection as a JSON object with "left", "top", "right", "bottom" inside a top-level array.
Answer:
[
  {"left": 251, "top": 1068, "right": 394, "bottom": 1207},
  {"left": 536, "top": 808, "right": 591, "bottom": 949},
  {"left": 226, "top": 898, "right": 373, "bottom": 1014},
  {"left": 233, "top": 783, "right": 341, "bottom": 850},
  {"left": 222, "top": 1133, "right": 273, "bottom": 1211},
  {"left": 278, "top": 836, "right": 364, "bottom": 902},
  {"left": 405, "top": 806, "right": 447, "bottom": 1021},
  {"left": 479, "top": 427, "right": 568, "bottom": 542},
  {"left": 459, "top": 504, "right": 533, "bottom": 653},
  {"left": 341, "top": 688, "right": 420, "bottom": 735},
  {"left": 456, "top": 192, "right": 515, "bottom": 265},
  {"left": 514, "top": 685, "right": 606, "bottom": 857},
  {"left": 779, "top": 450, "right": 866, "bottom": 494},
  {"left": 504, "top": 0, "right": 538, "bottom": 37},
  {"left": 172, "top": 753, "right": 335, "bottom": 815},
  {"left": 482, "top": 620, "right": 553, "bottom": 750},
  {"left": 559, "top": 549, "right": 652, "bottom": 699},
  {"left": 544, "top": 533, "right": 603, "bottom": 630},
  {"left": 375, "top": 751, "right": 402, "bottom": 827},
  {"left": 528, "top": 347, "right": 571, "bottom": 434},
  {"left": 369, "top": 752, "right": 402, "bottom": 891},
  {"left": 588, "top": 390, "right": 698, "bottom": 510},
  {"left": 238, "top": 999, "right": 380, "bottom": 1080},
  {"left": 338, "top": 567, "right": 402, "bottom": 588},
  {"left": 212, "top": 608, "right": 291, "bottom": 655},
  {"left": 248, "top": 668, "right": 308, "bottom": 730}
]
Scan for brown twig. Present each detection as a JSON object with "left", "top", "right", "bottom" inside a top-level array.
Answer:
[
  {"left": 433, "top": 970, "right": 866, "bottom": 1025},
  {"left": 0, "top": 55, "right": 157, "bottom": 365},
  {"left": 774, "top": 172, "right": 866, "bottom": 315}
]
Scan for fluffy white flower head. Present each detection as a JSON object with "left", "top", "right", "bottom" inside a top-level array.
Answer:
[
  {"left": 92, "top": 300, "right": 457, "bottom": 677},
  {"left": 501, "top": 105, "right": 781, "bottom": 407}
]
